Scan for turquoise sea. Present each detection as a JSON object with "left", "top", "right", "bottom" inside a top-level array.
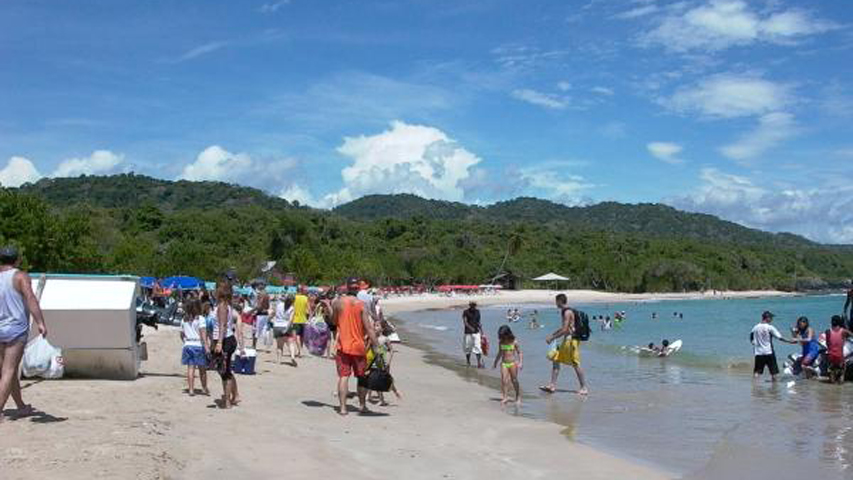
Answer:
[{"left": 397, "top": 294, "right": 851, "bottom": 479}]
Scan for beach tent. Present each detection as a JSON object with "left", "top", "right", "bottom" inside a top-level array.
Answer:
[
  {"left": 30, "top": 274, "right": 142, "bottom": 379},
  {"left": 533, "top": 272, "right": 570, "bottom": 290},
  {"left": 161, "top": 276, "right": 202, "bottom": 290},
  {"left": 139, "top": 277, "right": 156, "bottom": 288}
]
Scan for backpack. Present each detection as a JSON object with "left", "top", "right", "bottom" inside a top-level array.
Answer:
[{"left": 570, "top": 308, "right": 591, "bottom": 341}]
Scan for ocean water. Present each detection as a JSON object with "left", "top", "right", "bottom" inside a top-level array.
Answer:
[{"left": 397, "top": 295, "right": 852, "bottom": 479}]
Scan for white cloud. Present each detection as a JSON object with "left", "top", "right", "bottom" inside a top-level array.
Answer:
[
  {"left": 174, "top": 41, "right": 229, "bottom": 62},
  {"left": 279, "top": 184, "right": 315, "bottom": 206},
  {"left": 615, "top": 4, "right": 658, "bottom": 20},
  {"left": 0, "top": 156, "right": 42, "bottom": 187},
  {"left": 720, "top": 112, "right": 796, "bottom": 161},
  {"left": 491, "top": 45, "right": 569, "bottom": 71},
  {"left": 53, "top": 150, "right": 124, "bottom": 177},
  {"left": 666, "top": 74, "right": 790, "bottom": 119},
  {"left": 511, "top": 89, "right": 568, "bottom": 110},
  {"left": 670, "top": 168, "right": 853, "bottom": 243},
  {"left": 518, "top": 161, "right": 594, "bottom": 205},
  {"left": 259, "top": 1, "right": 290, "bottom": 14},
  {"left": 179, "top": 146, "right": 252, "bottom": 181},
  {"left": 643, "top": 1, "right": 835, "bottom": 52},
  {"left": 316, "top": 121, "right": 481, "bottom": 207},
  {"left": 647, "top": 142, "right": 684, "bottom": 164},
  {"left": 591, "top": 86, "right": 614, "bottom": 96},
  {"left": 177, "top": 146, "right": 299, "bottom": 193},
  {"left": 557, "top": 81, "right": 572, "bottom": 91}
]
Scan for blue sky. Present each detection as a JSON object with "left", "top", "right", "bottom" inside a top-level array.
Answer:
[{"left": 1, "top": 0, "right": 852, "bottom": 242}]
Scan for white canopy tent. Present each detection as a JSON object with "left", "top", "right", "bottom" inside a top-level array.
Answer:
[{"left": 532, "top": 272, "right": 570, "bottom": 290}]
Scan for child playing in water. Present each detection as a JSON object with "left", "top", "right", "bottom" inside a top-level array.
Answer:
[{"left": 492, "top": 325, "right": 523, "bottom": 406}]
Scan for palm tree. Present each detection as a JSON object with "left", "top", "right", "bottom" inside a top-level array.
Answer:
[{"left": 491, "top": 229, "right": 524, "bottom": 284}]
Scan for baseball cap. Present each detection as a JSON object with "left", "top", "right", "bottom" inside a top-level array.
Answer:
[
  {"left": 0, "top": 246, "right": 19, "bottom": 264},
  {"left": 762, "top": 311, "right": 775, "bottom": 320}
]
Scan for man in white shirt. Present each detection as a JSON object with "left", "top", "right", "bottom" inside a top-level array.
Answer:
[{"left": 750, "top": 311, "right": 795, "bottom": 381}]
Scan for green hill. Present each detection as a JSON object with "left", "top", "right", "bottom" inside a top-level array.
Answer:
[
  {"left": 3, "top": 174, "right": 850, "bottom": 292},
  {"left": 334, "top": 195, "right": 813, "bottom": 248},
  {"left": 17, "top": 173, "right": 293, "bottom": 211}
]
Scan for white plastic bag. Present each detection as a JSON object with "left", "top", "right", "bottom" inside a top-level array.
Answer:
[{"left": 22, "top": 335, "right": 64, "bottom": 379}]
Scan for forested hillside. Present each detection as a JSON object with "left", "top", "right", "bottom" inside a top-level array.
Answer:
[{"left": 2, "top": 175, "right": 851, "bottom": 292}]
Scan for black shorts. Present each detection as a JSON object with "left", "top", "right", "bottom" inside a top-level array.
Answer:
[
  {"left": 754, "top": 354, "right": 779, "bottom": 375},
  {"left": 291, "top": 323, "right": 305, "bottom": 338},
  {"left": 218, "top": 336, "right": 237, "bottom": 381}
]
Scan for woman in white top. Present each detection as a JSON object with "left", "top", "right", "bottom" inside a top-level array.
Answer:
[
  {"left": 272, "top": 296, "right": 297, "bottom": 366},
  {"left": 0, "top": 246, "right": 48, "bottom": 423},
  {"left": 180, "top": 299, "right": 209, "bottom": 396}
]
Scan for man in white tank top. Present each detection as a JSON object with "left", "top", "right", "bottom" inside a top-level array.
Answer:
[{"left": 0, "top": 246, "right": 48, "bottom": 423}]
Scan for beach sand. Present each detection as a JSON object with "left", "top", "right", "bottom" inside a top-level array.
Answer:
[{"left": 0, "top": 289, "right": 770, "bottom": 479}]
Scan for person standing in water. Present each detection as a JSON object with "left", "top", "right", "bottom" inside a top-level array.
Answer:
[
  {"left": 462, "top": 301, "right": 483, "bottom": 368},
  {"left": 528, "top": 309, "right": 540, "bottom": 329},
  {"left": 825, "top": 315, "right": 852, "bottom": 384},
  {"left": 750, "top": 311, "right": 795, "bottom": 382},
  {"left": 0, "top": 247, "right": 48, "bottom": 423},
  {"left": 541, "top": 294, "right": 588, "bottom": 395}
]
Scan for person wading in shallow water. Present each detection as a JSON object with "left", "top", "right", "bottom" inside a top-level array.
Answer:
[
  {"left": 541, "top": 293, "right": 588, "bottom": 396},
  {"left": 332, "top": 277, "right": 379, "bottom": 416},
  {"left": 462, "top": 301, "right": 483, "bottom": 368},
  {"left": 0, "top": 246, "right": 48, "bottom": 423}
]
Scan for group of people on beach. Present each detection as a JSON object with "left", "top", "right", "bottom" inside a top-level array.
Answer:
[
  {"left": 176, "top": 275, "right": 401, "bottom": 414},
  {"left": 464, "top": 294, "right": 589, "bottom": 406}
]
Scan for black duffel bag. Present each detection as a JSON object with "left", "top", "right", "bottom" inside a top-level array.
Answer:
[{"left": 357, "top": 350, "right": 393, "bottom": 392}]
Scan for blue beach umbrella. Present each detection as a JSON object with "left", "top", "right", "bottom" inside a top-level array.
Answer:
[{"left": 161, "top": 276, "right": 203, "bottom": 290}]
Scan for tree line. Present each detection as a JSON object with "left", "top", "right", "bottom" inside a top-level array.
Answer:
[{"left": 2, "top": 186, "right": 851, "bottom": 292}]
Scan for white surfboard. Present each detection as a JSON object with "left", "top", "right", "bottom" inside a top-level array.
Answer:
[
  {"left": 638, "top": 339, "right": 682, "bottom": 357},
  {"left": 662, "top": 340, "right": 682, "bottom": 357}
]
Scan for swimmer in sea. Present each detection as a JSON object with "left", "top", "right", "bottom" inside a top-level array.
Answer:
[{"left": 528, "top": 310, "right": 540, "bottom": 329}]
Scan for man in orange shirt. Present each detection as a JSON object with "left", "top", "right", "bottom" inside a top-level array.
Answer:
[{"left": 332, "top": 277, "right": 379, "bottom": 416}]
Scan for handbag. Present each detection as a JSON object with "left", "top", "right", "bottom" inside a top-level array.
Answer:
[{"left": 358, "top": 351, "right": 394, "bottom": 392}]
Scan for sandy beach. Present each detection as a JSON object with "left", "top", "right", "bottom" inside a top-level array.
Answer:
[{"left": 0, "top": 290, "right": 696, "bottom": 480}]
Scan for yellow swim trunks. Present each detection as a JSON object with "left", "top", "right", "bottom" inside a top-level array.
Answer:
[{"left": 555, "top": 338, "right": 581, "bottom": 367}]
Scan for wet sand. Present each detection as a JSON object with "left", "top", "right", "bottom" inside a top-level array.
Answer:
[{"left": 0, "top": 291, "right": 679, "bottom": 479}]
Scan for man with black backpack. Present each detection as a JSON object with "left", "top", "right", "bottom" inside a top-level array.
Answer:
[{"left": 541, "top": 293, "right": 589, "bottom": 396}]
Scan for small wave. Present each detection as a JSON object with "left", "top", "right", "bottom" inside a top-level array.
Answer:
[{"left": 418, "top": 324, "right": 449, "bottom": 331}]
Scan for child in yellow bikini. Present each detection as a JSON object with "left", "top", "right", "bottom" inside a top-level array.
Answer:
[{"left": 493, "top": 325, "right": 523, "bottom": 406}]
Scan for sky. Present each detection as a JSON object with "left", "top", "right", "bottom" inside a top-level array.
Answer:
[{"left": 1, "top": 0, "right": 852, "bottom": 243}]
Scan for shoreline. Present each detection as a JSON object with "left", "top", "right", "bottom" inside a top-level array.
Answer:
[
  {"left": 380, "top": 288, "right": 802, "bottom": 478},
  {"left": 0, "top": 293, "right": 674, "bottom": 480},
  {"left": 380, "top": 288, "right": 796, "bottom": 315}
]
